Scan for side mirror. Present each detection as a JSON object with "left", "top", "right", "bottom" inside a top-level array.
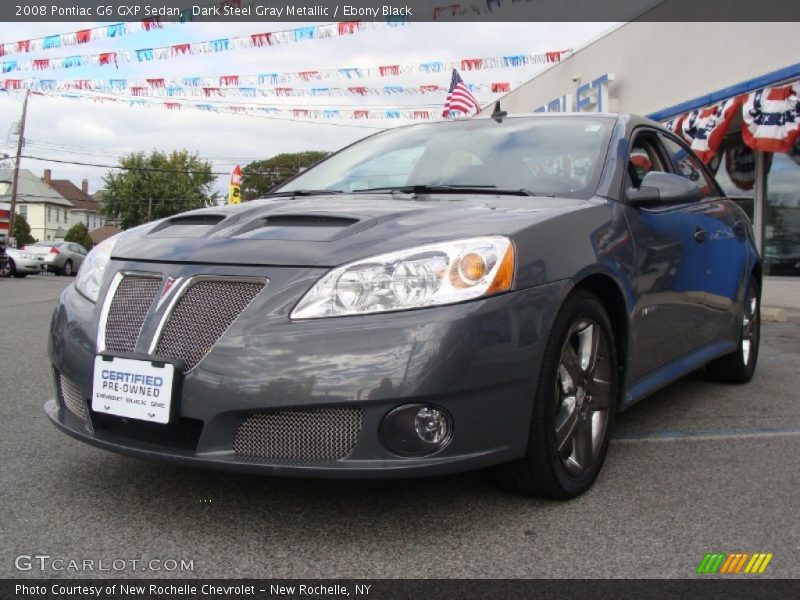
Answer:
[{"left": 626, "top": 171, "right": 703, "bottom": 207}]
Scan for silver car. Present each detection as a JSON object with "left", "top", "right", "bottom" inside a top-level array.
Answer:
[
  {"left": 1, "top": 247, "right": 47, "bottom": 277},
  {"left": 26, "top": 242, "right": 87, "bottom": 276}
]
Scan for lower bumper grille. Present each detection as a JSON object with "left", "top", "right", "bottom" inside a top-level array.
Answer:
[
  {"left": 58, "top": 373, "right": 89, "bottom": 424},
  {"left": 234, "top": 407, "right": 363, "bottom": 462}
]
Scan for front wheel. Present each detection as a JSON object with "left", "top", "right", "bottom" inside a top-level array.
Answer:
[
  {"left": 493, "top": 291, "right": 618, "bottom": 499},
  {"left": 705, "top": 280, "right": 760, "bottom": 383}
]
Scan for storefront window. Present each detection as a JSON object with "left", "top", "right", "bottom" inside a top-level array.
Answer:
[{"left": 764, "top": 140, "right": 800, "bottom": 277}]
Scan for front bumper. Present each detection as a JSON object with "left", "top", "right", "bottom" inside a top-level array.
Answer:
[{"left": 46, "top": 262, "right": 568, "bottom": 478}]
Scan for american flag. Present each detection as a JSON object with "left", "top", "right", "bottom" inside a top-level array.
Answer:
[{"left": 442, "top": 69, "right": 481, "bottom": 117}]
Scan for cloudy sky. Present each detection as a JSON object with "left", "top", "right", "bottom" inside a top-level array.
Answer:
[{"left": 0, "top": 20, "right": 615, "bottom": 195}]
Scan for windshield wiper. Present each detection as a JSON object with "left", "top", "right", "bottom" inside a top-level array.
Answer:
[
  {"left": 353, "top": 185, "right": 535, "bottom": 196},
  {"left": 265, "top": 189, "right": 343, "bottom": 197}
]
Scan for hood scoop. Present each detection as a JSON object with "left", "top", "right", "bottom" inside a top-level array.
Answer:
[
  {"left": 233, "top": 213, "right": 366, "bottom": 242},
  {"left": 148, "top": 214, "right": 227, "bottom": 238}
]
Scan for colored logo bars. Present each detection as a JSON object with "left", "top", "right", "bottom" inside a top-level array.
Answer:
[{"left": 696, "top": 552, "right": 773, "bottom": 575}]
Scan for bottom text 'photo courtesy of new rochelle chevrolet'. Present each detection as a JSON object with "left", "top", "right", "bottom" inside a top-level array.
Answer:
[{"left": 44, "top": 114, "right": 761, "bottom": 499}]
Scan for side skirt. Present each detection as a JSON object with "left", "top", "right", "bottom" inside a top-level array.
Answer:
[{"left": 622, "top": 339, "right": 737, "bottom": 410}]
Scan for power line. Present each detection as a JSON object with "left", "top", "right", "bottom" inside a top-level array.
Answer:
[{"left": 20, "top": 154, "right": 233, "bottom": 175}]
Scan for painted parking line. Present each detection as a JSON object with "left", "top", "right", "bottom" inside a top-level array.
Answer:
[{"left": 612, "top": 426, "right": 800, "bottom": 444}]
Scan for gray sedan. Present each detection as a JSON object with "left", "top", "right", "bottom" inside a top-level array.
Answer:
[
  {"left": 44, "top": 114, "right": 760, "bottom": 499},
  {"left": 26, "top": 241, "right": 87, "bottom": 276},
  {"left": 1, "top": 247, "right": 46, "bottom": 277}
]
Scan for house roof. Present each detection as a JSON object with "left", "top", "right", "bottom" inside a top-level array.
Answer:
[
  {"left": 48, "top": 179, "right": 103, "bottom": 213},
  {"left": 0, "top": 169, "right": 72, "bottom": 207},
  {"left": 89, "top": 224, "right": 122, "bottom": 243}
]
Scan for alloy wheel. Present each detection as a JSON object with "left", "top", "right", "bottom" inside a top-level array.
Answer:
[
  {"left": 741, "top": 291, "right": 758, "bottom": 366},
  {"left": 554, "top": 319, "right": 612, "bottom": 477}
]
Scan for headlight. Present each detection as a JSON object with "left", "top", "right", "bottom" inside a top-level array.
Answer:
[
  {"left": 291, "top": 236, "right": 515, "bottom": 319},
  {"left": 74, "top": 235, "right": 119, "bottom": 302}
]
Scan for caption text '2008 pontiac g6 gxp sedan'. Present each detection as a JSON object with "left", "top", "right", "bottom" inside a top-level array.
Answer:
[{"left": 45, "top": 114, "right": 760, "bottom": 499}]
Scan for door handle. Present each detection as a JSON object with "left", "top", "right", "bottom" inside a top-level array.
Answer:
[{"left": 694, "top": 227, "right": 707, "bottom": 243}]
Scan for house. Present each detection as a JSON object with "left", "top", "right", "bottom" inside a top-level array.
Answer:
[
  {"left": 48, "top": 175, "right": 106, "bottom": 231},
  {"left": 88, "top": 224, "right": 122, "bottom": 244},
  {"left": 0, "top": 168, "right": 72, "bottom": 241}
]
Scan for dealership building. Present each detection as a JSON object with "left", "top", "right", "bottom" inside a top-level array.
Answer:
[{"left": 481, "top": 22, "right": 800, "bottom": 307}]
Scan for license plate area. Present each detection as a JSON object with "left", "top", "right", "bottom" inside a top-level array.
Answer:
[{"left": 92, "top": 355, "right": 178, "bottom": 424}]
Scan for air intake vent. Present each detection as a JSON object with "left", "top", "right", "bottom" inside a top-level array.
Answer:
[
  {"left": 234, "top": 407, "right": 363, "bottom": 462},
  {"left": 262, "top": 215, "right": 358, "bottom": 227},
  {"left": 58, "top": 373, "right": 89, "bottom": 424},
  {"left": 155, "top": 278, "right": 264, "bottom": 373},
  {"left": 103, "top": 274, "right": 162, "bottom": 353}
]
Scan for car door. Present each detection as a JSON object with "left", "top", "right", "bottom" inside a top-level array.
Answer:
[
  {"left": 659, "top": 133, "right": 749, "bottom": 341},
  {"left": 623, "top": 128, "right": 712, "bottom": 382},
  {"left": 69, "top": 243, "right": 87, "bottom": 269}
]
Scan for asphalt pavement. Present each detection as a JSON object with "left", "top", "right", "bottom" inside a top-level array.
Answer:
[{"left": 1, "top": 275, "right": 798, "bottom": 579}]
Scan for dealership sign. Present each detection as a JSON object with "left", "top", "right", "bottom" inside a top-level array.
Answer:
[{"left": 534, "top": 73, "right": 615, "bottom": 113}]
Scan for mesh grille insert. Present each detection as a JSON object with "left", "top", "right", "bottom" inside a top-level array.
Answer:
[
  {"left": 156, "top": 279, "right": 264, "bottom": 373},
  {"left": 104, "top": 275, "right": 162, "bottom": 353},
  {"left": 59, "top": 373, "right": 89, "bottom": 423},
  {"left": 234, "top": 407, "right": 363, "bottom": 462}
]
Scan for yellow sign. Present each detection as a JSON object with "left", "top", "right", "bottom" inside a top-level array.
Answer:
[{"left": 229, "top": 165, "right": 242, "bottom": 204}]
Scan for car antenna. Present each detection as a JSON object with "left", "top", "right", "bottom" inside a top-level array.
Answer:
[{"left": 491, "top": 101, "right": 507, "bottom": 122}]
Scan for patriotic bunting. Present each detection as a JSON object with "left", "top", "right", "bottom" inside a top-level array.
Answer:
[
  {"left": 742, "top": 82, "right": 800, "bottom": 153},
  {"left": 661, "top": 79, "right": 800, "bottom": 160},
  {"left": 680, "top": 96, "right": 742, "bottom": 163}
]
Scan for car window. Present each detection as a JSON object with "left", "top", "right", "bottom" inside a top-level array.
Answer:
[
  {"left": 276, "top": 117, "right": 615, "bottom": 199},
  {"left": 627, "top": 132, "right": 668, "bottom": 187},
  {"left": 660, "top": 135, "right": 717, "bottom": 198}
]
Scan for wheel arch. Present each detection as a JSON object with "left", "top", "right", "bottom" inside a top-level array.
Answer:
[{"left": 570, "top": 273, "right": 630, "bottom": 409}]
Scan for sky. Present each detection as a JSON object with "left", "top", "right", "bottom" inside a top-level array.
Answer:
[{"left": 0, "top": 21, "right": 616, "bottom": 196}]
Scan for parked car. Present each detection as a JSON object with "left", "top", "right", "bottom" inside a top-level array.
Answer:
[
  {"left": 44, "top": 114, "right": 760, "bottom": 499},
  {"left": 764, "top": 236, "right": 800, "bottom": 276},
  {"left": 25, "top": 241, "right": 87, "bottom": 276},
  {"left": 0, "top": 233, "right": 7, "bottom": 276},
  {"left": 2, "top": 247, "right": 47, "bottom": 277}
]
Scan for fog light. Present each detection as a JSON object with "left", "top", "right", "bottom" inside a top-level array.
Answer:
[
  {"left": 415, "top": 407, "right": 449, "bottom": 444},
  {"left": 381, "top": 403, "right": 453, "bottom": 456}
]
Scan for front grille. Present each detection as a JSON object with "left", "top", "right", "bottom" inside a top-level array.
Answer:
[
  {"left": 234, "top": 407, "right": 364, "bottom": 462},
  {"left": 58, "top": 373, "right": 89, "bottom": 423},
  {"left": 104, "top": 275, "right": 162, "bottom": 353},
  {"left": 155, "top": 279, "right": 264, "bottom": 373}
]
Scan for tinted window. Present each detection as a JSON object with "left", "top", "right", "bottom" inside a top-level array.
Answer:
[
  {"left": 660, "top": 135, "right": 717, "bottom": 198},
  {"left": 627, "top": 132, "right": 669, "bottom": 187},
  {"left": 276, "top": 117, "right": 615, "bottom": 199}
]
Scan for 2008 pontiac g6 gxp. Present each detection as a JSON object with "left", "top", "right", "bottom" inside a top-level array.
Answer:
[{"left": 46, "top": 114, "right": 760, "bottom": 499}]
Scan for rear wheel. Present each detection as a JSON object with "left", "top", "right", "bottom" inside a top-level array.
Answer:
[
  {"left": 705, "top": 280, "right": 760, "bottom": 383},
  {"left": 62, "top": 260, "right": 73, "bottom": 277},
  {"left": 493, "top": 291, "right": 618, "bottom": 499},
  {"left": 0, "top": 260, "right": 10, "bottom": 278}
]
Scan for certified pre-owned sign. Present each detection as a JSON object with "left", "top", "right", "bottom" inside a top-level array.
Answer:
[{"left": 92, "top": 356, "right": 176, "bottom": 423}]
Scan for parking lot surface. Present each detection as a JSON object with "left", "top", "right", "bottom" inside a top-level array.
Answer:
[{"left": 1, "top": 276, "right": 798, "bottom": 578}]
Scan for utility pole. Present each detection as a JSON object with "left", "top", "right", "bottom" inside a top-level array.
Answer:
[{"left": 9, "top": 89, "right": 30, "bottom": 246}]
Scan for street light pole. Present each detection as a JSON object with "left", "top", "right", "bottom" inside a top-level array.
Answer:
[{"left": 9, "top": 89, "right": 31, "bottom": 245}]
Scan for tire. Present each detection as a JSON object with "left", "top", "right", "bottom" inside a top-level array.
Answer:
[
  {"left": 0, "top": 260, "right": 11, "bottom": 278},
  {"left": 62, "top": 260, "right": 73, "bottom": 277},
  {"left": 493, "top": 290, "right": 619, "bottom": 499},
  {"left": 705, "top": 279, "right": 760, "bottom": 384}
]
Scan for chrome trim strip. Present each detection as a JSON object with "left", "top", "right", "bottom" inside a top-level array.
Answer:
[
  {"left": 96, "top": 270, "right": 162, "bottom": 353},
  {"left": 147, "top": 275, "right": 268, "bottom": 358}
]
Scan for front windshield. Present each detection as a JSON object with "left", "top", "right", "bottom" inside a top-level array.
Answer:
[{"left": 276, "top": 116, "right": 614, "bottom": 199}]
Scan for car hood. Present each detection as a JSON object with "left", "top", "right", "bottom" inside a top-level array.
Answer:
[{"left": 112, "top": 194, "right": 592, "bottom": 267}]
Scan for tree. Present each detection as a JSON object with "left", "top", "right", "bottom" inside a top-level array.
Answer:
[
  {"left": 241, "top": 151, "right": 330, "bottom": 200},
  {"left": 64, "top": 222, "right": 93, "bottom": 250},
  {"left": 102, "top": 150, "right": 218, "bottom": 229},
  {"left": 12, "top": 212, "right": 36, "bottom": 246}
]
